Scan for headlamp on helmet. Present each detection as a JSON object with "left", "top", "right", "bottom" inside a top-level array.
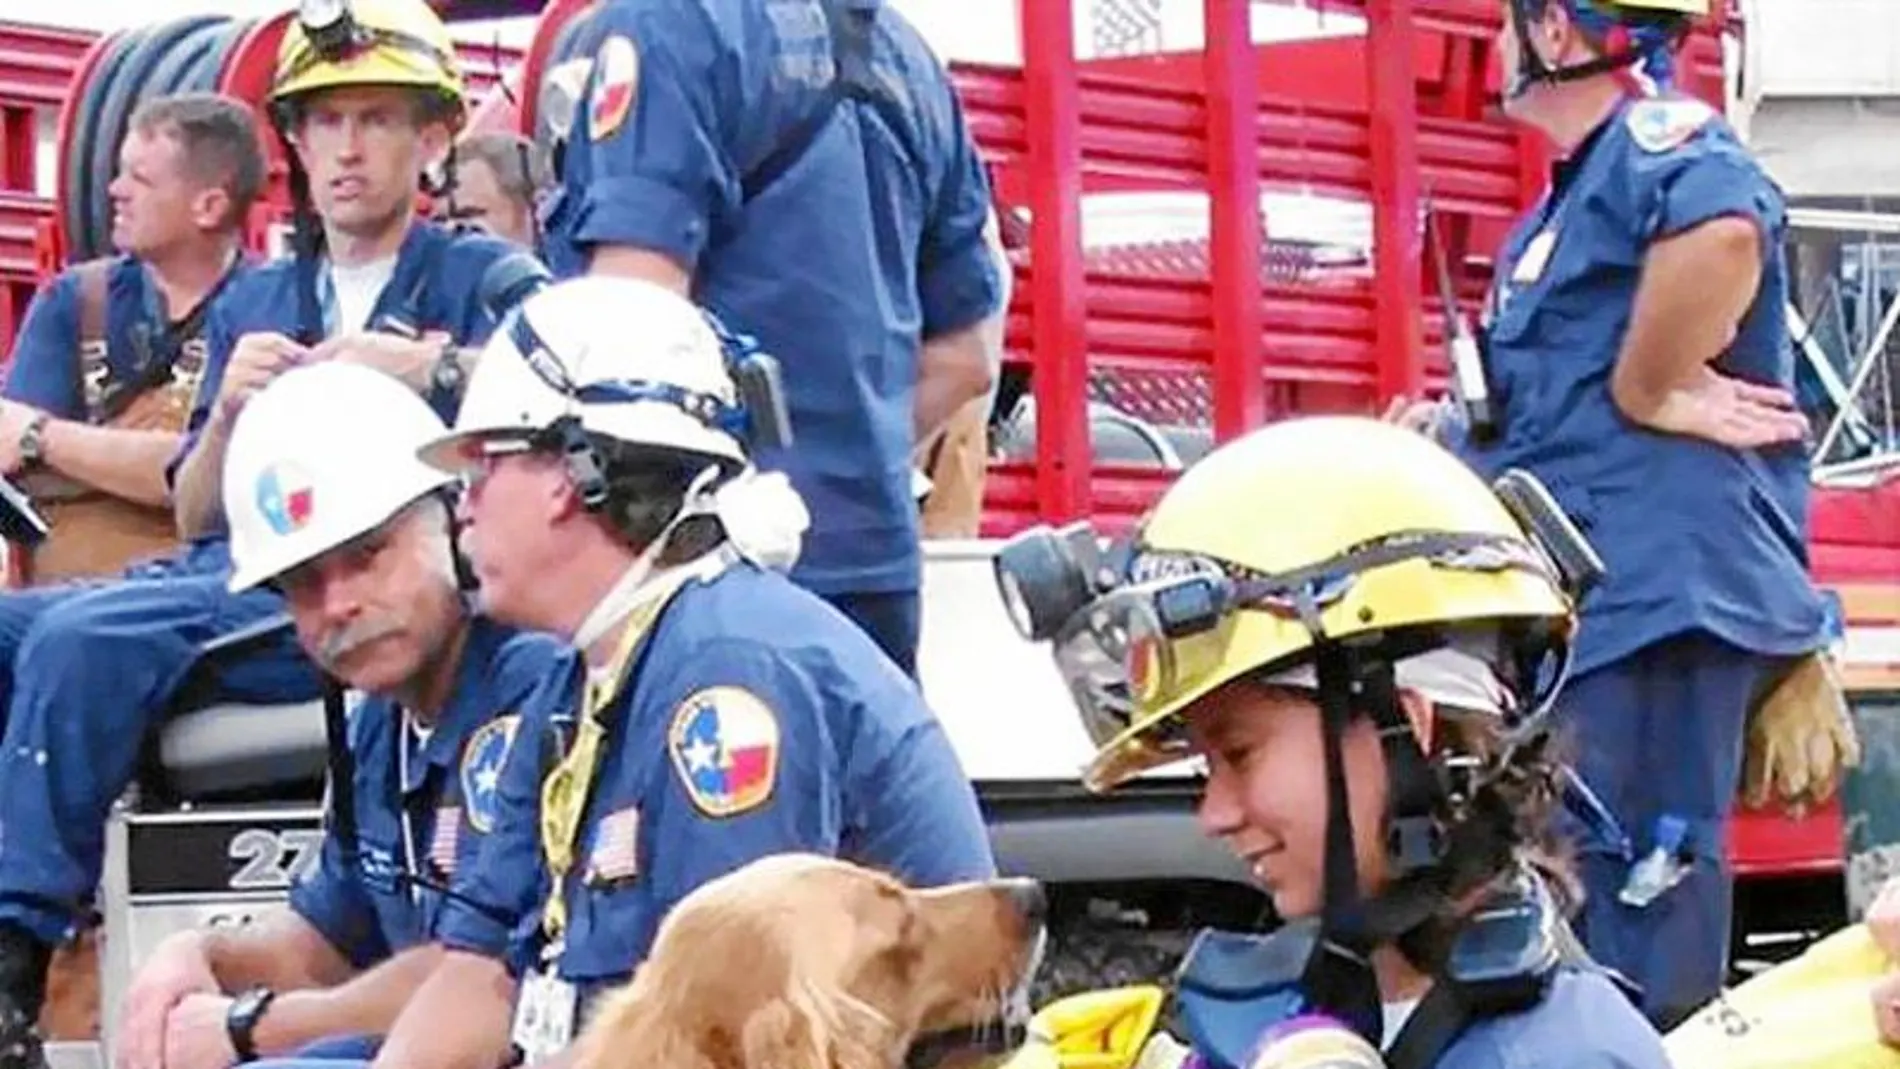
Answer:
[
  {"left": 1001, "top": 462, "right": 1599, "bottom": 783},
  {"left": 298, "top": 0, "right": 369, "bottom": 63}
]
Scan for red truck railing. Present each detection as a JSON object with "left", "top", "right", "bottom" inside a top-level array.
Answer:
[{"left": 0, "top": 0, "right": 1889, "bottom": 881}]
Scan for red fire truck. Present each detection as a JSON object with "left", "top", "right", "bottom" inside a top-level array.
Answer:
[{"left": 0, "top": 2, "right": 1893, "bottom": 1065}]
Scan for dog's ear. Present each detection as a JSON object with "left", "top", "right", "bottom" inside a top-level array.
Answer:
[{"left": 738, "top": 981, "right": 889, "bottom": 1069}]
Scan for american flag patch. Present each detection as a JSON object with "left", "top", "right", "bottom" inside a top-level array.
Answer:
[
  {"left": 586, "top": 806, "right": 640, "bottom": 884},
  {"left": 430, "top": 806, "right": 462, "bottom": 876}
]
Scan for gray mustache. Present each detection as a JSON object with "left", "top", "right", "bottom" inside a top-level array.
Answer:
[{"left": 317, "top": 616, "right": 402, "bottom": 670}]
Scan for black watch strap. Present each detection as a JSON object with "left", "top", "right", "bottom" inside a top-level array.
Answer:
[
  {"left": 430, "top": 340, "right": 466, "bottom": 397},
  {"left": 226, "top": 985, "right": 276, "bottom": 1064}
]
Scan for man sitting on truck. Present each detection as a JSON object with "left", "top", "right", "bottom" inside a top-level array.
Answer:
[
  {"left": 115, "top": 361, "right": 565, "bottom": 1069},
  {"left": 0, "top": 2, "right": 520, "bottom": 1063},
  {"left": 0, "top": 92, "right": 263, "bottom": 592}
]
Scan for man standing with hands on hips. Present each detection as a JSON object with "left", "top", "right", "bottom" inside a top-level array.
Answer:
[{"left": 1390, "top": 0, "right": 1851, "bottom": 1029}]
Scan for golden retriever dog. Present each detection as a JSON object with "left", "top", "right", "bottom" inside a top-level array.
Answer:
[{"left": 572, "top": 853, "right": 1047, "bottom": 1069}]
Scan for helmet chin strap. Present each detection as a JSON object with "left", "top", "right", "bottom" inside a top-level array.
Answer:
[
  {"left": 570, "top": 465, "right": 724, "bottom": 652},
  {"left": 1503, "top": 1, "right": 1684, "bottom": 101}
]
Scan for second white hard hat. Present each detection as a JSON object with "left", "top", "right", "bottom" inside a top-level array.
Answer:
[{"left": 417, "top": 275, "right": 747, "bottom": 476}]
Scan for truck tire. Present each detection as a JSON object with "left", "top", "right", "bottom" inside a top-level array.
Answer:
[
  {"left": 62, "top": 29, "right": 138, "bottom": 263},
  {"left": 1028, "top": 880, "right": 1268, "bottom": 1007},
  {"left": 182, "top": 21, "right": 252, "bottom": 96},
  {"left": 1033, "top": 921, "right": 1195, "bottom": 1005},
  {"left": 84, "top": 16, "right": 226, "bottom": 259},
  {"left": 145, "top": 18, "right": 233, "bottom": 98}
]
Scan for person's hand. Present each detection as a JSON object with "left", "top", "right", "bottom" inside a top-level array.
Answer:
[
  {"left": 1869, "top": 876, "right": 1900, "bottom": 962},
  {"left": 216, "top": 332, "right": 309, "bottom": 427},
  {"left": 116, "top": 930, "right": 219, "bottom": 1069},
  {"left": 0, "top": 399, "right": 48, "bottom": 475},
  {"left": 1630, "top": 367, "right": 1809, "bottom": 449},
  {"left": 161, "top": 993, "right": 239, "bottom": 1069},
  {"left": 1873, "top": 970, "right": 1900, "bottom": 1046},
  {"left": 1382, "top": 395, "right": 1448, "bottom": 438},
  {"left": 312, "top": 330, "right": 448, "bottom": 392}
]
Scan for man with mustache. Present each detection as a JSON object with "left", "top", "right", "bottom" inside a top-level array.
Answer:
[
  {"left": 0, "top": 3, "right": 521, "bottom": 1063},
  {"left": 115, "top": 361, "right": 566, "bottom": 1069}
]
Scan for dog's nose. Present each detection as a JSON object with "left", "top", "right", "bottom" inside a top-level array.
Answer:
[{"left": 1001, "top": 878, "right": 1046, "bottom": 925}]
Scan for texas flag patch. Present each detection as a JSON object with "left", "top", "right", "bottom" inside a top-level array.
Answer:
[
  {"left": 668, "top": 687, "right": 781, "bottom": 818},
  {"left": 589, "top": 34, "right": 640, "bottom": 142},
  {"left": 254, "top": 461, "right": 316, "bottom": 536}
]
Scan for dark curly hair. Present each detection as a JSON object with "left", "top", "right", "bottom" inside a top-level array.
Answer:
[
  {"left": 1396, "top": 700, "right": 1579, "bottom": 972},
  {"left": 586, "top": 433, "right": 731, "bottom": 562}
]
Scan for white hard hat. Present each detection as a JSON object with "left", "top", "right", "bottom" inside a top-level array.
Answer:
[
  {"left": 224, "top": 361, "right": 458, "bottom": 593},
  {"left": 418, "top": 274, "right": 745, "bottom": 475}
]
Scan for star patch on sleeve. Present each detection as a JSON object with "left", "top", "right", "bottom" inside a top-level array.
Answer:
[
  {"left": 460, "top": 714, "right": 520, "bottom": 834},
  {"left": 667, "top": 687, "right": 781, "bottom": 818}
]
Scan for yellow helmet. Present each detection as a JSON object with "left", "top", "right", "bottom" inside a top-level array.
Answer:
[
  {"left": 270, "top": 0, "right": 465, "bottom": 126},
  {"left": 1004, "top": 416, "right": 1591, "bottom": 792}
]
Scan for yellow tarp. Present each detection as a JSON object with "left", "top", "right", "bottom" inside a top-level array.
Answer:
[{"left": 1664, "top": 924, "right": 1900, "bottom": 1069}]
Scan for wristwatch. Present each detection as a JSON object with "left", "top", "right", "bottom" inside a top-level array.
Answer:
[
  {"left": 17, "top": 412, "right": 48, "bottom": 469},
  {"left": 430, "top": 339, "right": 466, "bottom": 397},
  {"left": 226, "top": 985, "right": 277, "bottom": 1063}
]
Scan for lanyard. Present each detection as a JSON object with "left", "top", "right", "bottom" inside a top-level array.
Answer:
[
  {"left": 535, "top": 556, "right": 725, "bottom": 957},
  {"left": 395, "top": 711, "right": 429, "bottom": 912}
]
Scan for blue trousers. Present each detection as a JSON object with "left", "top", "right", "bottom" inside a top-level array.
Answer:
[
  {"left": 0, "top": 566, "right": 320, "bottom": 944},
  {"left": 823, "top": 589, "right": 920, "bottom": 680},
  {"left": 1556, "top": 629, "right": 1783, "bottom": 1028}
]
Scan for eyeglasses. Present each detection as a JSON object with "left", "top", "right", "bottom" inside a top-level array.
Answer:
[{"left": 454, "top": 436, "right": 537, "bottom": 492}]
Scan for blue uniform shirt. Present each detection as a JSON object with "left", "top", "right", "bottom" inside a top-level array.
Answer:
[
  {"left": 166, "top": 221, "right": 519, "bottom": 553},
  {"left": 4, "top": 254, "right": 248, "bottom": 422},
  {"left": 1429, "top": 966, "right": 1670, "bottom": 1067},
  {"left": 289, "top": 620, "right": 567, "bottom": 970},
  {"left": 437, "top": 555, "right": 996, "bottom": 994},
  {"left": 1458, "top": 95, "right": 1826, "bottom": 675},
  {"left": 545, "top": 0, "right": 1003, "bottom": 596}
]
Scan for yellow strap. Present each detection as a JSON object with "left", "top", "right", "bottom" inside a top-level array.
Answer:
[{"left": 535, "top": 576, "right": 678, "bottom": 951}]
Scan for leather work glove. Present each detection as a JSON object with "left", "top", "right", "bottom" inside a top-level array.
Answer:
[{"left": 1741, "top": 649, "right": 1862, "bottom": 813}]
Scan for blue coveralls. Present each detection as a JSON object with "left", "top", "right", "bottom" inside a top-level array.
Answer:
[
  {"left": 0, "top": 222, "right": 519, "bottom": 952},
  {"left": 0, "top": 253, "right": 250, "bottom": 735},
  {"left": 440, "top": 555, "right": 995, "bottom": 1041},
  {"left": 1454, "top": 94, "right": 1827, "bottom": 1024},
  {"left": 273, "top": 620, "right": 563, "bottom": 1061},
  {"left": 542, "top": 0, "right": 1005, "bottom": 676},
  {"left": 1, "top": 254, "right": 242, "bottom": 428}
]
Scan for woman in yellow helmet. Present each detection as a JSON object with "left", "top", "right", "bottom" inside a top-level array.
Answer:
[{"left": 999, "top": 415, "right": 1672, "bottom": 1069}]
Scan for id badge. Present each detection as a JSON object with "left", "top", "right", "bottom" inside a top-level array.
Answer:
[{"left": 510, "top": 968, "right": 579, "bottom": 1064}]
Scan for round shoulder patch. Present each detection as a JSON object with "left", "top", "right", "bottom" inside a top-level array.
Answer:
[
  {"left": 589, "top": 34, "right": 641, "bottom": 143},
  {"left": 1626, "top": 98, "right": 1716, "bottom": 154},
  {"left": 667, "top": 687, "right": 781, "bottom": 818},
  {"left": 460, "top": 714, "right": 521, "bottom": 834}
]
